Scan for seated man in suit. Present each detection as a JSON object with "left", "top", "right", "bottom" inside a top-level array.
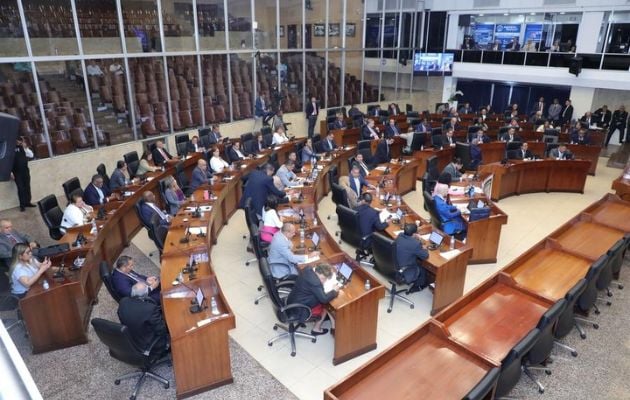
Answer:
[
  {"left": 275, "top": 159, "right": 301, "bottom": 189},
  {"left": 433, "top": 185, "right": 466, "bottom": 238},
  {"left": 287, "top": 151, "right": 302, "bottom": 173},
  {"left": 373, "top": 137, "right": 394, "bottom": 164},
  {"left": 0, "top": 219, "right": 38, "bottom": 267},
  {"left": 287, "top": 263, "right": 339, "bottom": 336},
  {"left": 500, "top": 127, "right": 522, "bottom": 143},
  {"left": 190, "top": 159, "right": 213, "bottom": 192},
  {"left": 117, "top": 282, "right": 169, "bottom": 352},
  {"left": 356, "top": 192, "right": 388, "bottom": 248},
  {"left": 186, "top": 135, "right": 205, "bottom": 153},
  {"left": 227, "top": 141, "right": 248, "bottom": 163},
  {"left": 111, "top": 255, "right": 161, "bottom": 302},
  {"left": 442, "top": 127, "right": 457, "bottom": 147},
  {"left": 388, "top": 103, "right": 401, "bottom": 115},
  {"left": 248, "top": 132, "right": 268, "bottom": 155},
  {"left": 415, "top": 117, "right": 431, "bottom": 133},
  {"left": 301, "top": 138, "right": 315, "bottom": 164},
  {"left": 353, "top": 153, "right": 371, "bottom": 176},
  {"left": 517, "top": 142, "right": 534, "bottom": 160},
  {"left": 469, "top": 138, "right": 483, "bottom": 170},
  {"left": 240, "top": 163, "right": 287, "bottom": 217},
  {"left": 384, "top": 118, "right": 401, "bottom": 138},
  {"left": 140, "top": 191, "right": 170, "bottom": 226},
  {"left": 268, "top": 223, "right": 319, "bottom": 279},
  {"left": 370, "top": 105, "right": 382, "bottom": 117},
  {"left": 470, "top": 128, "right": 491, "bottom": 144},
  {"left": 110, "top": 160, "right": 131, "bottom": 190},
  {"left": 151, "top": 140, "right": 175, "bottom": 166},
  {"left": 443, "top": 116, "right": 460, "bottom": 132},
  {"left": 395, "top": 223, "right": 430, "bottom": 292},
  {"left": 332, "top": 113, "right": 347, "bottom": 130},
  {"left": 207, "top": 124, "right": 223, "bottom": 145},
  {"left": 84, "top": 174, "right": 116, "bottom": 206},
  {"left": 458, "top": 102, "right": 473, "bottom": 115},
  {"left": 348, "top": 164, "right": 373, "bottom": 197},
  {"left": 320, "top": 132, "right": 338, "bottom": 153},
  {"left": 549, "top": 143, "right": 574, "bottom": 160},
  {"left": 580, "top": 111, "right": 594, "bottom": 128},
  {"left": 348, "top": 104, "right": 363, "bottom": 118},
  {"left": 571, "top": 128, "right": 591, "bottom": 145},
  {"left": 441, "top": 157, "right": 464, "bottom": 181},
  {"left": 361, "top": 119, "right": 380, "bottom": 141}
]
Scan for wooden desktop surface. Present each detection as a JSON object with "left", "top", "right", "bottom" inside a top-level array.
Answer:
[
  {"left": 583, "top": 194, "right": 630, "bottom": 232},
  {"left": 611, "top": 165, "right": 630, "bottom": 201},
  {"left": 550, "top": 219, "right": 624, "bottom": 261}
]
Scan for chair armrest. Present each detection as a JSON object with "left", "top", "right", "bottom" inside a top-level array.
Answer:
[
  {"left": 280, "top": 303, "right": 312, "bottom": 322},
  {"left": 142, "top": 333, "right": 169, "bottom": 357}
]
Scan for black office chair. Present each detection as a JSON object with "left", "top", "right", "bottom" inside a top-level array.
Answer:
[
  {"left": 240, "top": 132, "right": 254, "bottom": 143},
  {"left": 462, "top": 367, "right": 501, "bottom": 400},
  {"left": 96, "top": 163, "right": 111, "bottom": 190},
  {"left": 426, "top": 155, "right": 439, "bottom": 181},
  {"left": 328, "top": 182, "right": 350, "bottom": 221},
  {"left": 37, "top": 195, "right": 64, "bottom": 240},
  {"left": 574, "top": 255, "right": 606, "bottom": 339},
  {"left": 91, "top": 318, "right": 170, "bottom": 400},
  {"left": 610, "top": 235, "right": 628, "bottom": 290},
  {"left": 421, "top": 173, "right": 436, "bottom": 211},
  {"left": 431, "top": 134, "right": 443, "bottom": 148},
  {"left": 262, "top": 258, "right": 317, "bottom": 357},
  {"left": 495, "top": 328, "right": 541, "bottom": 398},
  {"left": 371, "top": 232, "right": 416, "bottom": 312},
  {"left": 0, "top": 292, "right": 23, "bottom": 333},
  {"left": 522, "top": 299, "right": 568, "bottom": 394},
  {"left": 124, "top": 151, "right": 140, "bottom": 177},
  {"left": 409, "top": 132, "right": 426, "bottom": 152},
  {"left": 423, "top": 191, "right": 442, "bottom": 230},
  {"left": 134, "top": 200, "right": 156, "bottom": 242},
  {"left": 62, "top": 177, "right": 83, "bottom": 203},
  {"left": 357, "top": 140, "right": 371, "bottom": 150},
  {"left": 150, "top": 214, "right": 167, "bottom": 253},
  {"left": 262, "top": 133, "right": 273, "bottom": 147},
  {"left": 268, "top": 152, "right": 279, "bottom": 171},
  {"left": 328, "top": 165, "right": 339, "bottom": 187},
  {"left": 174, "top": 161, "right": 191, "bottom": 196},
  {"left": 595, "top": 242, "right": 617, "bottom": 307},
  {"left": 99, "top": 261, "right": 122, "bottom": 303},
  {"left": 506, "top": 149, "right": 520, "bottom": 160},
  {"left": 176, "top": 142, "right": 188, "bottom": 158},
  {"left": 553, "top": 278, "right": 587, "bottom": 356},
  {"left": 314, "top": 140, "right": 326, "bottom": 153},
  {"left": 175, "top": 133, "right": 189, "bottom": 144},
  {"left": 336, "top": 205, "right": 372, "bottom": 265}
]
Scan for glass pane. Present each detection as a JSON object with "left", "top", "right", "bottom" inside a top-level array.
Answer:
[
  {"left": 280, "top": 52, "right": 303, "bottom": 113},
  {"left": 0, "top": 0, "right": 27, "bottom": 56},
  {"left": 525, "top": 52, "right": 549, "bottom": 66},
  {"left": 328, "top": 1, "right": 343, "bottom": 49},
  {"left": 86, "top": 58, "right": 133, "bottom": 146},
  {"left": 344, "top": 51, "right": 362, "bottom": 106},
  {"left": 76, "top": 0, "right": 122, "bottom": 54},
  {"left": 365, "top": 14, "right": 382, "bottom": 57},
  {"left": 128, "top": 57, "right": 170, "bottom": 138},
  {"left": 327, "top": 51, "right": 342, "bottom": 107},
  {"left": 163, "top": 0, "right": 194, "bottom": 51},
  {"left": 35, "top": 61, "right": 95, "bottom": 155},
  {"left": 346, "top": 0, "right": 362, "bottom": 49},
  {"left": 279, "top": 0, "right": 301, "bottom": 49},
  {"left": 397, "top": 57, "right": 411, "bottom": 102},
  {"left": 227, "top": 0, "right": 252, "bottom": 50},
  {"left": 1, "top": 63, "right": 49, "bottom": 159},
  {"left": 230, "top": 53, "right": 252, "bottom": 121},
  {"left": 307, "top": 0, "right": 326, "bottom": 49},
  {"left": 257, "top": 52, "right": 277, "bottom": 115},
  {"left": 503, "top": 52, "right": 525, "bottom": 65},
  {"left": 602, "top": 54, "right": 630, "bottom": 70},
  {"left": 254, "top": 0, "right": 276, "bottom": 50},
  {"left": 197, "top": 0, "right": 226, "bottom": 50},
  {"left": 305, "top": 52, "right": 325, "bottom": 105},
  {"left": 462, "top": 50, "right": 482, "bottom": 63},
  {"left": 382, "top": 13, "right": 398, "bottom": 58},
  {"left": 121, "top": 0, "right": 161, "bottom": 53},
  {"left": 363, "top": 50, "right": 379, "bottom": 103},
  {"left": 23, "top": 0, "right": 79, "bottom": 56},
  {"left": 481, "top": 50, "right": 502, "bottom": 64},
  {"left": 607, "top": 23, "right": 630, "bottom": 53},
  {"left": 167, "top": 56, "right": 201, "bottom": 132},
  {"left": 201, "top": 54, "right": 229, "bottom": 124},
  {"left": 579, "top": 53, "right": 603, "bottom": 69}
]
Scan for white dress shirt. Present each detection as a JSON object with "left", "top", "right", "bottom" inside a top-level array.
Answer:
[{"left": 210, "top": 156, "right": 229, "bottom": 173}]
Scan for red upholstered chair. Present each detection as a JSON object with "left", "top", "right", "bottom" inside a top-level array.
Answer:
[
  {"left": 141, "top": 117, "right": 159, "bottom": 137},
  {"left": 136, "top": 92, "right": 149, "bottom": 105},
  {"left": 70, "top": 127, "right": 91, "bottom": 148},
  {"left": 52, "top": 130, "right": 74, "bottom": 154},
  {"left": 100, "top": 85, "right": 113, "bottom": 103},
  {"left": 179, "top": 110, "right": 194, "bottom": 128},
  {"left": 204, "top": 105, "right": 216, "bottom": 123},
  {"left": 73, "top": 112, "right": 87, "bottom": 127},
  {"left": 214, "top": 105, "right": 227, "bottom": 122},
  {"left": 191, "top": 108, "right": 202, "bottom": 126},
  {"left": 171, "top": 112, "right": 182, "bottom": 130},
  {"left": 113, "top": 95, "right": 127, "bottom": 113},
  {"left": 179, "top": 98, "right": 191, "bottom": 111},
  {"left": 155, "top": 114, "right": 170, "bottom": 133},
  {"left": 153, "top": 102, "right": 167, "bottom": 115},
  {"left": 30, "top": 133, "right": 50, "bottom": 159}
]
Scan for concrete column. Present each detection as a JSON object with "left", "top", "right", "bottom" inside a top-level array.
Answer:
[{"left": 576, "top": 12, "right": 605, "bottom": 53}]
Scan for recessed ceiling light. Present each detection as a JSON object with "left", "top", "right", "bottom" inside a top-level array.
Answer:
[
  {"left": 530, "top": 12, "right": 536, "bottom": 15},
  {"left": 560, "top": 12, "right": 566, "bottom": 15},
  {"left": 479, "top": 14, "right": 484, "bottom": 17},
  {"left": 504, "top": 13, "right": 509, "bottom": 16}
]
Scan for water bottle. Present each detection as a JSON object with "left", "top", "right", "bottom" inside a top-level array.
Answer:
[
  {"left": 364, "top": 279, "right": 371, "bottom": 291},
  {"left": 210, "top": 296, "right": 220, "bottom": 315},
  {"left": 91, "top": 219, "right": 97, "bottom": 235},
  {"left": 376, "top": 185, "right": 380, "bottom": 198},
  {"left": 450, "top": 235, "right": 455, "bottom": 250},
  {"left": 42, "top": 280, "right": 50, "bottom": 290},
  {"left": 397, "top": 195, "right": 402, "bottom": 206},
  {"left": 177, "top": 271, "right": 183, "bottom": 282},
  {"left": 191, "top": 194, "right": 195, "bottom": 202},
  {"left": 299, "top": 228, "right": 305, "bottom": 247},
  {"left": 313, "top": 218, "right": 318, "bottom": 227}
]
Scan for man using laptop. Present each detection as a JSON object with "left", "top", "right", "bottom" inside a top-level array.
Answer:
[
  {"left": 433, "top": 185, "right": 466, "bottom": 239},
  {"left": 395, "top": 223, "right": 430, "bottom": 292},
  {"left": 268, "top": 223, "right": 319, "bottom": 279}
]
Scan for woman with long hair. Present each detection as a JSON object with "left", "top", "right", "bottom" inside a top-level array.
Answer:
[{"left": 10, "top": 243, "right": 51, "bottom": 298}]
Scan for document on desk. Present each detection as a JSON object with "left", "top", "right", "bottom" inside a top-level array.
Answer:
[
  {"left": 323, "top": 276, "right": 338, "bottom": 293},
  {"left": 146, "top": 177, "right": 154, "bottom": 182},
  {"left": 453, "top": 203, "right": 470, "bottom": 215},
  {"left": 188, "top": 227, "right": 208, "bottom": 235},
  {"left": 278, "top": 209, "right": 297, "bottom": 217},
  {"left": 439, "top": 249, "right": 461, "bottom": 260},
  {"left": 379, "top": 209, "right": 395, "bottom": 223},
  {"left": 185, "top": 206, "right": 212, "bottom": 212},
  {"left": 301, "top": 255, "right": 320, "bottom": 264},
  {"left": 374, "top": 166, "right": 388, "bottom": 171}
]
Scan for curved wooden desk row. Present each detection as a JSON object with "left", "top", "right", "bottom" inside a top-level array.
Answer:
[
  {"left": 612, "top": 164, "right": 630, "bottom": 201},
  {"left": 325, "top": 193, "right": 630, "bottom": 400}
]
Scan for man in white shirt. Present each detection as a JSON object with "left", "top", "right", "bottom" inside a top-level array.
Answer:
[
  {"left": 272, "top": 127, "right": 289, "bottom": 145},
  {"left": 61, "top": 193, "right": 93, "bottom": 233},
  {"left": 109, "top": 62, "right": 124, "bottom": 76},
  {"left": 86, "top": 61, "right": 104, "bottom": 77}
]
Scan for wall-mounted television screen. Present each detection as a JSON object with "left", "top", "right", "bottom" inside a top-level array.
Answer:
[{"left": 413, "top": 52, "right": 454, "bottom": 76}]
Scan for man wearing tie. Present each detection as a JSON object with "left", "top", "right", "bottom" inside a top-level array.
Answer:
[
  {"left": 111, "top": 256, "right": 161, "bottom": 302},
  {"left": 333, "top": 113, "right": 347, "bottom": 130},
  {"left": 560, "top": 99, "right": 573, "bottom": 125},
  {"left": 305, "top": 96, "right": 319, "bottom": 138},
  {"left": 140, "top": 191, "right": 170, "bottom": 226},
  {"left": 374, "top": 138, "right": 394, "bottom": 164},
  {"left": 594, "top": 105, "right": 612, "bottom": 128},
  {"left": 0, "top": 219, "right": 38, "bottom": 267},
  {"left": 384, "top": 118, "right": 400, "bottom": 138},
  {"left": 549, "top": 143, "right": 573, "bottom": 160},
  {"left": 348, "top": 165, "right": 373, "bottom": 197},
  {"left": 190, "top": 159, "right": 213, "bottom": 192},
  {"left": 580, "top": 111, "right": 594, "bottom": 128},
  {"left": 207, "top": 124, "right": 222, "bottom": 145},
  {"left": 415, "top": 118, "right": 430, "bottom": 133},
  {"left": 186, "top": 135, "right": 204, "bottom": 153},
  {"left": 361, "top": 119, "right": 380, "bottom": 140},
  {"left": 532, "top": 97, "right": 545, "bottom": 116},
  {"left": 255, "top": 93, "right": 271, "bottom": 128},
  {"left": 353, "top": 153, "right": 371, "bottom": 176},
  {"left": 606, "top": 105, "right": 628, "bottom": 145},
  {"left": 322, "top": 132, "right": 338, "bottom": 152},
  {"left": 501, "top": 127, "right": 521, "bottom": 143},
  {"left": 442, "top": 128, "right": 456, "bottom": 147},
  {"left": 518, "top": 142, "right": 534, "bottom": 160},
  {"left": 547, "top": 98, "right": 562, "bottom": 123},
  {"left": 151, "top": 140, "right": 173, "bottom": 166}
]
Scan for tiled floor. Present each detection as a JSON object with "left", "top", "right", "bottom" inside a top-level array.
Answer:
[{"left": 131, "top": 157, "right": 620, "bottom": 400}]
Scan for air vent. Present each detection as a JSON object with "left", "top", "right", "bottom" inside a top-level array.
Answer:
[
  {"left": 473, "top": 0, "right": 500, "bottom": 8},
  {"left": 543, "top": 0, "right": 576, "bottom": 5}
]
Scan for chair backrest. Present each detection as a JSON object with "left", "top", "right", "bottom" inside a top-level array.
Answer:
[
  {"left": 455, "top": 142, "right": 472, "bottom": 170},
  {"left": 431, "top": 134, "right": 443, "bottom": 148},
  {"left": 99, "top": 261, "right": 121, "bottom": 303},
  {"left": 554, "top": 278, "right": 587, "bottom": 339},
  {"left": 506, "top": 149, "right": 520, "bottom": 160},
  {"left": 330, "top": 182, "right": 350, "bottom": 208},
  {"left": 258, "top": 257, "right": 287, "bottom": 322},
  {"left": 495, "top": 328, "right": 541, "bottom": 398},
  {"left": 462, "top": 367, "right": 501, "bottom": 400},
  {"left": 176, "top": 141, "right": 188, "bottom": 157},
  {"left": 240, "top": 132, "right": 253, "bottom": 143},
  {"left": 96, "top": 163, "right": 110, "bottom": 189},
  {"left": 153, "top": 223, "right": 168, "bottom": 252},
  {"left": 336, "top": 204, "right": 363, "bottom": 248},
  {"left": 528, "top": 299, "right": 567, "bottom": 365},
  {"left": 328, "top": 165, "right": 339, "bottom": 187},
  {"left": 243, "top": 197, "right": 260, "bottom": 228},
  {"left": 607, "top": 238, "right": 626, "bottom": 277},
  {"left": 423, "top": 191, "right": 442, "bottom": 229},
  {"left": 577, "top": 254, "right": 607, "bottom": 312},
  {"left": 506, "top": 141, "right": 522, "bottom": 151},
  {"left": 90, "top": 318, "right": 146, "bottom": 367},
  {"left": 124, "top": 151, "right": 140, "bottom": 177},
  {"left": 62, "top": 177, "right": 83, "bottom": 203},
  {"left": 371, "top": 232, "right": 399, "bottom": 279},
  {"left": 134, "top": 200, "right": 154, "bottom": 241},
  {"left": 426, "top": 155, "right": 439, "bottom": 180},
  {"left": 175, "top": 133, "right": 189, "bottom": 144},
  {"left": 410, "top": 132, "right": 426, "bottom": 151},
  {"left": 250, "top": 224, "right": 268, "bottom": 260},
  {"left": 38, "top": 195, "right": 64, "bottom": 240},
  {"left": 357, "top": 140, "right": 371, "bottom": 150}
]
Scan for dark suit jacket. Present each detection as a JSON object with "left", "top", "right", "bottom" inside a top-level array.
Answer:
[
  {"left": 560, "top": 105, "right": 574, "bottom": 123},
  {"left": 140, "top": 202, "right": 169, "bottom": 226},
  {"left": 186, "top": 142, "right": 203, "bottom": 153},
  {"left": 83, "top": 183, "right": 111, "bottom": 206},
  {"left": 348, "top": 174, "right": 368, "bottom": 196},
  {"left": 320, "top": 138, "right": 337, "bottom": 153},
  {"left": 441, "top": 134, "right": 456, "bottom": 146},
  {"left": 373, "top": 140, "right": 391, "bottom": 164},
  {"left": 111, "top": 268, "right": 161, "bottom": 301},
  {"left": 333, "top": 120, "right": 347, "bottom": 130},
  {"left": 549, "top": 148, "right": 573, "bottom": 160},
  {"left": 286, "top": 268, "right": 338, "bottom": 320},
  {"left": 384, "top": 125, "right": 400, "bottom": 138},
  {"left": 570, "top": 133, "right": 591, "bottom": 145},
  {"left": 361, "top": 125, "right": 379, "bottom": 140},
  {"left": 0, "top": 230, "right": 33, "bottom": 260},
  {"left": 227, "top": 147, "right": 244, "bottom": 163},
  {"left": 240, "top": 170, "right": 286, "bottom": 214},
  {"left": 395, "top": 234, "right": 429, "bottom": 268},
  {"left": 117, "top": 296, "right": 168, "bottom": 351},
  {"left": 515, "top": 149, "right": 534, "bottom": 159},
  {"left": 254, "top": 97, "right": 267, "bottom": 117},
  {"left": 500, "top": 133, "right": 522, "bottom": 143},
  {"left": 190, "top": 167, "right": 212, "bottom": 191},
  {"left": 305, "top": 102, "right": 319, "bottom": 118},
  {"left": 388, "top": 105, "right": 401, "bottom": 115},
  {"left": 110, "top": 169, "right": 127, "bottom": 190},
  {"left": 611, "top": 110, "right": 628, "bottom": 129},
  {"left": 595, "top": 109, "right": 612, "bottom": 127},
  {"left": 152, "top": 147, "right": 172, "bottom": 166},
  {"left": 207, "top": 131, "right": 222, "bottom": 145},
  {"left": 356, "top": 204, "right": 388, "bottom": 243}
]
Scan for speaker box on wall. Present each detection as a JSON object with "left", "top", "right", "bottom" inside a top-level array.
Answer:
[
  {"left": 458, "top": 15, "right": 471, "bottom": 27},
  {"left": 0, "top": 113, "right": 20, "bottom": 182},
  {"left": 569, "top": 57, "right": 583, "bottom": 77}
]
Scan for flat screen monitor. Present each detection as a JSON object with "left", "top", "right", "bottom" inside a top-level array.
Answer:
[{"left": 413, "top": 52, "right": 454, "bottom": 76}]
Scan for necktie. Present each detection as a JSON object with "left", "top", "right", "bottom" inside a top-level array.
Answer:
[
  {"left": 150, "top": 203, "right": 167, "bottom": 221},
  {"left": 159, "top": 148, "right": 168, "bottom": 160},
  {"left": 6, "top": 233, "right": 18, "bottom": 245}
]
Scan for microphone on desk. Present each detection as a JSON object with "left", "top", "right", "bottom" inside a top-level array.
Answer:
[
  {"left": 53, "top": 254, "right": 66, "bottom": 279},
  {"left": 97, "top": 206, "right": 106, "bottom": 220},
  {"left": 191, "top": 203, "right": 201, "bottom": 218},
  {"left": 179, "top": 225, "right": 191, "bottom": 244},
  {"left": 175, "top": 273, "right": 205, "bottom": 313}
]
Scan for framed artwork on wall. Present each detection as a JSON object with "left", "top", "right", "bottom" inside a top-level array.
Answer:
[{"left": 313, "top": 23, "right": 325, "bottom": 37}]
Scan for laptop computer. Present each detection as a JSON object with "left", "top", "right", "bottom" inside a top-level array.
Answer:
[
  {"left": 427, "top": 231, "right": 444, "bottom": 250},
  {"left": 336, "top": 262, "right": 353, "bottom": 285},
  {"left": 311, "top": 232, "right": 320, "bottom": 250}
]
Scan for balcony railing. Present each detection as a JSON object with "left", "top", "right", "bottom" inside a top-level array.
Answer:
[{"left": 449, "top": 49, "right": 630, "bottom": 71}]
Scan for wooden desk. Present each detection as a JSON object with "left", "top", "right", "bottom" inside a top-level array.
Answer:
[
  {"left": 581, "top": 193, "right": 630, "bottom": 232},
  {"left": 411, "top": 147, "right": 455, "bottom": 178},
  {"left": 502, "top": 240, "right": 592, "bottom": 301},
  {"left": 548, "top": 218, "right": 624, "bottom": 261},
  {"left": 479, "top": 159, "right": 590, "bottom": 201},
  {"left": 331, "top": 127, "right": 360, "bottom": 147},
  {"left": 324, "top": 320, "right": 498, "bottom": 400},
  {"left": 526, "top": 142, "right": 600, "bottom": 175},
  {"left": 611, "top": 164, "right": 630, "bottom": 201},
  {"left": 435, "top": 274, "right": 551, "bottom": 363},
  {"left": 365, "top": 159, "right": 419, "bottom": 196}
]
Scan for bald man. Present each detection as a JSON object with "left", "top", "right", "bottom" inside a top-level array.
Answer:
[{"left": 190, "top": 159, "right": 213, "bottom": 192}]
